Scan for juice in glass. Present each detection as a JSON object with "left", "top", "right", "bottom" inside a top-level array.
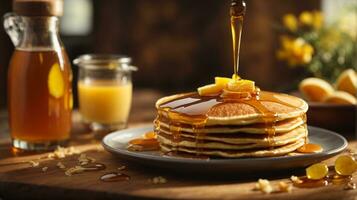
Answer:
[
  {"left": 74, "top": 54, "right": 137, "bottom": 131},
  {"left": 78, "top": 81, "right": 132, "bottom": 125}
]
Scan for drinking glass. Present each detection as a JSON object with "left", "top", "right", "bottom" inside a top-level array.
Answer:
[{"left": 74, "top": 54, "right": 137, "bottom": 132}]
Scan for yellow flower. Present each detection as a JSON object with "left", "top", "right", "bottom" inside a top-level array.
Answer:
[
  {"left": 312, "top": 11, "right": 323, "bottom": 30},
  {"left": 277, "top": 36, "right": 314, "bottom": 67},
  {"left": 299, "top": 11, "right": 323, "bottom": 30},
  {"left": 299, "top": 11, "right": 314, "bottom": 26},
  {"left": 283, "top": 14, "right": 298, "bottom": 32}
]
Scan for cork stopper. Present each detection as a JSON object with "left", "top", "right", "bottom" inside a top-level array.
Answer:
[{"left": 13, "top": 0, "right": 63, "bottom": 16}]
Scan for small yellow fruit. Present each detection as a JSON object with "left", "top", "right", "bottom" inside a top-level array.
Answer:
[
  {"left": 335, "top": 155, "right": 357, "bottom": 176},
  {"left": 227, "top": 79, "right": 255, "bottom": 93},
  {"left": 48, "top": 63, "right": 65, "bottom": 98},
  {"left": 299, "top": 77, "right": 334, "bottom": 102},
  {"left": 215, "top": 77, "right": 231, "bottom": 87},
  {"left": 306, "top": 163, "right": 329, "bottom": 180},
  {"left": 335, "top": 69, "right": 357, "bottom": 96},
  {"left": 323, "top": 91, "right": 357, "bottom": 105},
  {"left": 197, "top": 84, "right": 223, "bottom": 96}
]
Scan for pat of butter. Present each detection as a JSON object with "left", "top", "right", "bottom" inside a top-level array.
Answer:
[
  {"left": 198, "top": 84, "right": 224, "bottom": 96},
  {"left": 215, "top": 77, "right": 232, "bottom": 87},
  {"left": 227, "top": 79, "right": 256, "bottom": 93}
]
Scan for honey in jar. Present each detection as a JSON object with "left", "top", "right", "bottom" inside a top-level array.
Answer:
[{"left": 4, "top": 0, "right": 72, "bottom": 150}]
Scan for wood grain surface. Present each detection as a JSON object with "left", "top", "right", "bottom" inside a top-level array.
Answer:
[{"left": 0, "top": 91, "right": 356, "bottom": 200}]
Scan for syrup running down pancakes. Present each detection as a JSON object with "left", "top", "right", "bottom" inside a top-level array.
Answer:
[{"left": 154, "top": 91, "right": 310, "bottom": 158}]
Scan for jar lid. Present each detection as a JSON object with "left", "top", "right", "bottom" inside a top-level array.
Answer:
[
  {"left": 13, "top": 0, "right": 64, "bottom": 16},
  {"left": 73, "top": 54, "right": 138, "bottom": 71}
]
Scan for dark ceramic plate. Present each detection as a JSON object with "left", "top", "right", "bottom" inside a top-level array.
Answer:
[{"left": 102, "top": 126, "right": 347, "bottom": 174}]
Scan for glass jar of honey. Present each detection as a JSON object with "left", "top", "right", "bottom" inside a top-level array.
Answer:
[{"left": 4, "top": 0, "right": 72, "bottom": 150}]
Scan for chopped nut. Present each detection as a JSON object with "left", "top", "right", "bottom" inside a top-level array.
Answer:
[
  {"left": 255, "top": 179, "right": 273, "bottom": 194},
  {"left": 290, "top": 175, "right": 303, "bottom": 184},
  {"left": 42, "top": 167, "right": 48, "bottom": 172},
  {"left": 346, "top": 148, "right": 356, "bottom": 155},
  {"left": 47, "top": 146, "right": 80, "bottom": 159},
  {"left": 56, "top": 162, "right": 66, "bottom": 169},
  {"left": 65, "top": 166, "right": 86, "bottom": 176},
  {"left": 344, "top": 182, "right": 356, "bottom": 190},
  {"left": 117, "top": 166, "right": 126, "bottom": 171},
  {"left": 150, "top": 176, "right": 167, "bottom": 184},
  {"left": 29, "top": 160, "right": 40, "bottom": 167},
  {"left": 78, "top": 154, "right": 96, "bottom": 166},
  {"left": 278, "top": 181, "right": 292, "bottom": 193}
]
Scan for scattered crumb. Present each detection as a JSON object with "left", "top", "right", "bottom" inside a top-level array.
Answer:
[
  {"left": 290, "top": 175, "right": 303, "bottom": 184},
  {"left": 149, "top": 176, "right": 167, "bottom": 184},
  {"left": 278, "top": 181, "right": 292, "bottom": 193},
  {"left": 78, "top": 154, "right": 96, "bottom": 166},
  {"left": 344, "top": 182, "right": 356, "bottom": 190},
  {"left": 65, "top": 166, "right": 86, "bottom": 176},
  {"left": 96, "top": 146, "right": 104, "bottom": 152},
  {"left": 347, "top": 149, "right": 357, "bottom": 158},
  {"left": 47, "top": 146, "right": 80, "bottom": 159},
  {"left": 42, "top": 167, "right": 48, "bottom": 172},
  {"left": 117, "top": 166, "right": 126, "bottom": 171},
  {"left": 29, "top": 160, "right": 40, "bottom": 167},
  {"left": 56, "top": 162, "right": 66, "bottom": 169},
  {"left": 255, "top": 179, "right": 273, "bottom": 194}
]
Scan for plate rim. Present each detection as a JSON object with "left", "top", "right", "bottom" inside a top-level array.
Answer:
[{"left": 102, "top": 125, "right": 348, "bottom": 164}]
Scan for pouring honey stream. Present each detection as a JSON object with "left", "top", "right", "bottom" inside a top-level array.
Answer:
[{"left": 128, "top": 0, "right": 321, "bottom": 156}]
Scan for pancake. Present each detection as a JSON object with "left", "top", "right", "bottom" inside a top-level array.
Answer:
[
  {"left": 160, "top": 139, "right": 306, "bottom": 158},
  {"left": 156, "top": 92, "right": 308, "bottom": 126},
  {"left": 158, "top": 125, "right": 307, "bottom": 146},
  {"left": 157, "top": 116, "right": 305, "bottom": 134},
  {"left": 153, "top": 91, "right": 309, "bottom": 158}
]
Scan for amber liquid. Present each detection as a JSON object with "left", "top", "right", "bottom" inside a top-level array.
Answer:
[
  {"left": 155, "top": 91, "right": 306, "bottom": 155},
  {"left": 8, "top": 49, "right": 72, "bottom": 144},
  {"left": 293, "top": 174, "right": 355, "bottom": 189},
  {"left": 231, "top": 0, "right": 246, "bottom": 79}
]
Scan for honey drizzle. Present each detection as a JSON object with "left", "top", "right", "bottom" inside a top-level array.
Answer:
[
  {"left": 293, "top": 174, "right": 355, "bottom": 189},
  {"left": 156, "top": 91, "right": 306, "bottom": 154},
  {"left": 241, "top": 97, "right": 277, "bottom": 146},
  {"left": 230, "top": 0, "right": 246, "bottom": 79},
  {"left": 100, "top": 172, "right": 130, "bottom": 182}
]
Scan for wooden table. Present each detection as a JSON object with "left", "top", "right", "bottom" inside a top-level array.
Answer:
[{"left": 0, "top": 91, "right": 356, "bottom": 200}]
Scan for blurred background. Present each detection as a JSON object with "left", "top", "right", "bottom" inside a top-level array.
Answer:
[{"left": 0, "top": 0, "right": 356, "bottom": 110}]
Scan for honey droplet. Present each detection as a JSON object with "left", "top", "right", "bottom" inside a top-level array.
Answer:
[
  {"left": 100, "top": 172, "right": 130, "bottom": 182},
  {"left": 306, "top": 163, "right": 329, "bottom": 180},
  {"left": 82, "top": 163, "right": 106, "bottom": 171},
  {"left": 293, "top": 177, "right": 328, "bottom": 188},
  {"left": 297, "top": 143, "right": 323, "bottom": 153},
  {"left": 335, "top": 155, "right": 357, "bottom": 176}
]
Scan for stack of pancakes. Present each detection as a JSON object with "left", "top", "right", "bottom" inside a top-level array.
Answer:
[{"left": 155, "top": 92, "right": 309, "bottom": 158}]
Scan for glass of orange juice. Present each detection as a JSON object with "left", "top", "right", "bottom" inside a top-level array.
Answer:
[{"left": 74, "top": 54, "right": 137, "bottom": 132}]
